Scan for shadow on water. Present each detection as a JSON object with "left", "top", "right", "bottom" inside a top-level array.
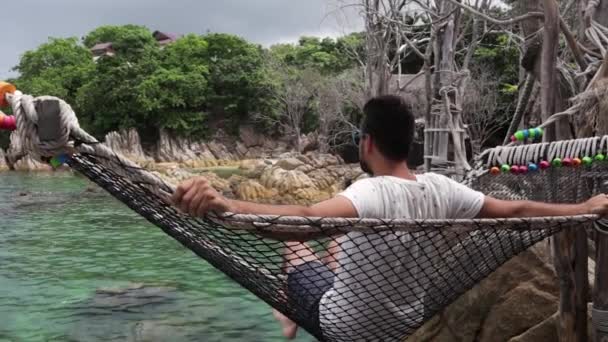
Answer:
[{"left": 0, "top": 172, "right": 315, "bottom": 342}]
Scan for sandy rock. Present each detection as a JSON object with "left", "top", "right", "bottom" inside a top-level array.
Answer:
[
  {"left": 234, "top": 179, "right": 278, "bottom": 202},
  {"left": 260, "top": 167, "right": 316, "bottom": 193},
  {"left": 275, "top": 157, "right": 305, "bottom": 171}
]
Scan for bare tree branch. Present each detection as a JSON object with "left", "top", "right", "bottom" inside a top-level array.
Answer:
[{"left": 443, "top": 0, "right": 545, "bottom": 26}]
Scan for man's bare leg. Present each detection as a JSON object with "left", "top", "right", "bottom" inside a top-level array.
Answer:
[{"left": 273, "top": 240, "right": 340, "bottom": 339}]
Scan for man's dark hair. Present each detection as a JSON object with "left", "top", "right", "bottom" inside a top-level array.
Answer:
[{"left": 361, "top": 95, "right": 415, "bottom": 161}]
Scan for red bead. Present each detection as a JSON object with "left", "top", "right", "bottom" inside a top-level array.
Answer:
[
  {"left": 0, "top": 115, "right": 15, "bottom": 130},
  {"left": 562, "top": 158, "right": 572, "bottom": 167},
  {"left": 490, "top": 167, "right": 501, "bottom": 175},
  {"left": 539, "top": 160, "right": 551, "bottom": 169},
  {"left": 519, "top": 166, "right": 528, "bottom": 174},
  {"left": 510, "top": 165, "right": 519, "bottom": 174},
  {"left": 510, "top": 135, "right": 517, "bottom": 143}
]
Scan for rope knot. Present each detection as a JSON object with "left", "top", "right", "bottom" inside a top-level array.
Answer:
[{"left": 7, "top": 91, "right": 79, "bottom": 159}]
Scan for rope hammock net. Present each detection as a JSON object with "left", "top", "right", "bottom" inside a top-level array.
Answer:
[{"left": 1, "top": 85, "right": 606, "bottom": 341}]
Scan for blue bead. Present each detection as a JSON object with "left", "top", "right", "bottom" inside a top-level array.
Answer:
[
  {"left": 528, "top": 163, "right": 539, "bottom": 172},
  {"left": 522, "top": 130, "right": 529, "bottom": 139}
]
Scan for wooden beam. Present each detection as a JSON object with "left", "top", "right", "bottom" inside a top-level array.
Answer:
[
  {"left": 593, "top": 53, "right": 608, "bottom": 342},
  {"left": 539, "top": 0, "right": 588, "bottom": 341},
  {"left": 594, "top": 219, "right": 608, "bottom": 342}
]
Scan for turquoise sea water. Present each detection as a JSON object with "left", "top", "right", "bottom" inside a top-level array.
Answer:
[{"left": 0, "top": 172, "right": 312, "bottom": 342}]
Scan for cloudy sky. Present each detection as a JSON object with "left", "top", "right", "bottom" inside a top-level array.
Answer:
[{"left": 1, "top": 0, "right": 362, "bottom": 78}]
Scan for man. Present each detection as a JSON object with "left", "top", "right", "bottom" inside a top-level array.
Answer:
[{"left": 173, "top": 95, "right": 608, "bottom": 341}]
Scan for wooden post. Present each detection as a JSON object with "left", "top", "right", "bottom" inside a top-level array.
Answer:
[
  {"left": 539, "top": 0, "right": 588, "bottom": 341},
  {"left": 594, "top": 217, "right": 608, "bottom": 342}
]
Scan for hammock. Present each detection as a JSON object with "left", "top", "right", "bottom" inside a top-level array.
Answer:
[{"left": 2, "top": 89, "right": 604, "bottom": 341}]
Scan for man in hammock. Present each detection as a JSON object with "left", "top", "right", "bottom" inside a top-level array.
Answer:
[{"left": 173, "top": 95, "right": 608, "bottom": 341}]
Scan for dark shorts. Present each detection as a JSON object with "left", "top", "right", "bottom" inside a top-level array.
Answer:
[{"left": 287, "top": 261, "right": 335, "bottom": 330}]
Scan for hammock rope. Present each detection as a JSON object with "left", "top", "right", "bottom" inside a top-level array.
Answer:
[{"left": 3, "top": 89, "right": 607, "bottom": 341}]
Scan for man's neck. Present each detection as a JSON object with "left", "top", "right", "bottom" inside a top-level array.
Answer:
[{"left": 372, "top": 160, "right": 416, "bottom": 181}]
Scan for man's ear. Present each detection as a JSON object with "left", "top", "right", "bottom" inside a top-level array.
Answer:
[{"left": 364, "top": 135, "right": 373, "bottom": 155}]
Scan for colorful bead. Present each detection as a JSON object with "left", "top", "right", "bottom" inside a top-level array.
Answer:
[
  {"left": 535, "top": 127, "right": 543, "bottom": 138},
  {"left": 490, "top": 167, "right": 501, "bottom": 175},
  {"left": 572, "top": 158, "right": 582, "bottom": 167},
  {"left": 528, "top": 163, "right": 539, "bottom": 172},
  {"left": 518, "top": 165, "right": 528, "bottom": 174},
  {"left": 596, "top": 154, "right": 606, "bottom": 161},
  {"left": 514, "top": 131, "right": 525, "bottom": 141},
  {"left": 0, "top": 114, "right": 16, "bottom": 131},
  {"left": 582, "top": 156, "right": 593, "bottom": 166},
  {"left": 510, "top": 165, "right": 519, "bottom": 174},
  {"left": 562, "top": 158, "right": 572, "bottom": 167},
  {"left": 552, "top": 158, "right": 562, "bottom": 167},
  {"left": 49, "top": 154, "right": 69, "bottom": 168},
  {"left": 540, "top": 160, "right": 551, "bottom": 169},
  {"left": 501, "top": 164, "right": 511, "bottom": 173},
  {"left": 511, "top": 135, "right": 517, "bottom": 143},
  {"left": 528, "top": 128, "right": 537, "bottom": 139}
]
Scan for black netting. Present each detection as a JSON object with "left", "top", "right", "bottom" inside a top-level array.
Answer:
[{"left": 67, "top": 153, "right": 604, "bottom": 342}]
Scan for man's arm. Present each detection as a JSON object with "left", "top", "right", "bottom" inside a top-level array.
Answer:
[
  {"left": 172, "top": 177, "right": 358, "bottom": 241},
  {"left": 477, "top": 195, "right": 608, "bottom": 218},
  {"left": 228, "top": 196, "right": 357, "bottom": 218}
]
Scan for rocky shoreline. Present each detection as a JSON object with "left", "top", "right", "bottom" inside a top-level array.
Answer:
[{"left": 0, "top": 127, "right": 365, "bottom": 204}]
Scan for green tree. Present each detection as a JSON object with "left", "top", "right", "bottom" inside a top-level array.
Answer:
[
  {"left": 270, "top": 33, "right": 364, "bottom": 74},
  {"left": 13, "top": 37, "right": 94, "bottom": 105},
  {"left": 203, "top": 33, "right": 276, "bottom": 132}
]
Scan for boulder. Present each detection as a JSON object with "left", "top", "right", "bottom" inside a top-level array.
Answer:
[
  {"left": 12, "top": 155, "right": 52, "bottom": 171},
  {"left": 207, "top": 141, "right": 235, "bottom": 161},
  {"left": 239, "top": 125, "right": 265, "bottom": 147},
  {"left": 155, "top": 129, "right": 201, "bottom": 162},
  {"left": 104, "top": 129, "right": 150, "bottom": 163},
  {"left": 0, "top": 148, "right": 7, "bottom": 171},
  {"left": 508, "top": 303, "right": 594, "bottom": 342},
  {"left": 409, "top": 242, "right": 562, "bottom": 342}
]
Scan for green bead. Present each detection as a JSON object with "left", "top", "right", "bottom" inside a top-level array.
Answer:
[
  {"left": 552, "top": 158, "right": 562, "bottom": 167},
  {"left": 514, "top": 131, "right": 525, "bottom": 141},
  {"left": 582, "top": 156, "right": 593, "bottom": 165},
  {"left": 528, "top": 128, "right": 536, "bottom": 139},
  {"left": 49, "top": 157, "right": 62, "bottom": 168},
  {"left": 596, "top": 154, "right": 605, "bottom": 161},
  {"left": 501, "top": 164, "right": 511, "bottom": 173},
  {"left": 536, "top": 127, "right": 543, "bottom": 137}
]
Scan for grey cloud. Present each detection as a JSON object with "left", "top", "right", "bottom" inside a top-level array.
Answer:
[{"left": 1, "top": 0, "right": 362, "bottom": 78}]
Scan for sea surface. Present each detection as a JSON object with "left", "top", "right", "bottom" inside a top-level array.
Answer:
[{"left": 0, "top": 172, "right": 313, "bottom": 342}]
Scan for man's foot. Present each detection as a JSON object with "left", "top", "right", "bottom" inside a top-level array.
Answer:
[{"left": 273, "top": 309, "right": 298, "bottom": 339}]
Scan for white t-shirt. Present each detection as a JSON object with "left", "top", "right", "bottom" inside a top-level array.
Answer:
[{"left": 318, "top": 173, "right": 485, "bottom": 341}]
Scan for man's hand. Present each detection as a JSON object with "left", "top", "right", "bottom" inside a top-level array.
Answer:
[
  {"left": 172, "top": 177, "right": 232, "bottom": 217},
  {"left": 583, "top": 194, "right": 608, "bottom": 216}
]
